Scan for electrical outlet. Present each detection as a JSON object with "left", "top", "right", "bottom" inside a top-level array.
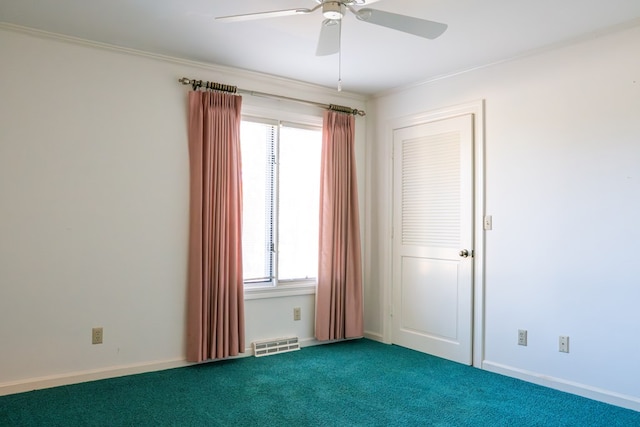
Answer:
[
  {"left": 92, "top": 327, "right": 103, "bottom": 345},
  {"left": 293, "top": 307, "right": 301, "bottom": 321},
  {"left": 559, "top": 335, "right": 569, "bottom": 353},
  {"left": 518, "top": 329, "right": 527, "bottom": 346}
]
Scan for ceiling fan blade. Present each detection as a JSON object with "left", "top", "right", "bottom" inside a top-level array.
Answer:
[
  {"left": 316, "top": 19, "right": 341, "bottom": 56},
  {"left": 216, "top": 7, "right": 317, "bottom": 22},
  {"left": 354, "top": 8, "right": 447, "bottom": 39}
]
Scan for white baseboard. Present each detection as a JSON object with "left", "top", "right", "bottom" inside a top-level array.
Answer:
[
  {"left": 364, "top": 331, "right": 385, "bottom": 343},
  {"left": 5, "top": 339, "right": 326, "bottom": 394},
  {"left": 0, "top": 358, "right": 190, "bottom": 397},
  {"left": 483, "top": 360, "right": 640, "bottom": 412},
  {"left": 2, "top": 337, "right": 385, "bottom": 398},
  {"left": 299, "top": 337, "right": 323, "bottom": 348}
]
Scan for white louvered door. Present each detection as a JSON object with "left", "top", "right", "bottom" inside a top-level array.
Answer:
[{"left": 392, "top": 114, "right": 474, "bottom": 365}]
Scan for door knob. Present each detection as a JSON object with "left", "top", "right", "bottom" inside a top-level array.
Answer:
[{"left": 459, "top": 249, "right": 470, "bottom": 258}]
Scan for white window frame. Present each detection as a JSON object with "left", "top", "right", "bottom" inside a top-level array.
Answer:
[{"left": 241, "top": 106, "right": 322, "bottom": 300}]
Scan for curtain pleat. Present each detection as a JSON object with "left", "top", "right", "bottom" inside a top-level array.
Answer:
[
  {"left": 186, "top": 91, "right": 245, "bottom": 362},
  {"left": 315, "top": 111, "right": 363, "bottom": 341}
]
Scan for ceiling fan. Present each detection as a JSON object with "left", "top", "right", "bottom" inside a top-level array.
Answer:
[{"left": 216, "top": 0, "right": 448, "bottom": 57}]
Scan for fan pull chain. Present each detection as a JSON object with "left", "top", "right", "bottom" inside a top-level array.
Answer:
[{"left": 338, "top": 19, "right": 342, "bottom": 92}]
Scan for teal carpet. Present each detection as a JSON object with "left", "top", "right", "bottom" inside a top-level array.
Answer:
[{"left": 1, "top": 339, "right": 638, "bottom": 426}]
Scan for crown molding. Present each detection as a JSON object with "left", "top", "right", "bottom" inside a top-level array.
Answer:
[{"left": 0, "top": 22, "right": 367, "bottom": 105}]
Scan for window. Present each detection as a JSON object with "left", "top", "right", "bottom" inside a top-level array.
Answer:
[{"left": 240, "top": 118, "right": 322, "bottom": 289}]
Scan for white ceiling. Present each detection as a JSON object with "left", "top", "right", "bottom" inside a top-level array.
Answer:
[{"left": 2, "top": 0, "right": 640, "bottom": 95}]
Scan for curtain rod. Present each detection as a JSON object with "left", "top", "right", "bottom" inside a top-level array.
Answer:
[{"left": 178, "top": 77, "right": 366, "bottom": 117}]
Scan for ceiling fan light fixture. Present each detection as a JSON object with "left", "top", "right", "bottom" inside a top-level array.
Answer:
[{"left": 322, "top": 2, "right": 345, "bottom": 20}]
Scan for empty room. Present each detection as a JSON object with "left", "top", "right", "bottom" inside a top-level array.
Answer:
[{"left": 1, "top": 1, "right": 639, "bottom": 425}]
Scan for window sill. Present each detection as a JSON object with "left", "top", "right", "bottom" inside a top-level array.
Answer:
[{"left": 244, "top": 281, "right": 316, "bottom": 300}]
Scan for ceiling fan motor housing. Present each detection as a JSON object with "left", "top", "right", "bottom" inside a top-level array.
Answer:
[{"left": 323, "top": 1, "right": 346, "bottom": 20}]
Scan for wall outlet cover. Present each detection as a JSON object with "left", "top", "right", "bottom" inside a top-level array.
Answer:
[
  {"left": 559, "top": 335, "right": 569, "bottom": 353},
  {"left": 92, "top": 327, "right": 103, "bottom": 345},
  {"left": 518, "top": 329, "right": 527, "bottom": 346}
]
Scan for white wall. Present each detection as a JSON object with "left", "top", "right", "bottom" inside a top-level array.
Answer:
[
  {"left": 0, "top": 26, "right": 366, "bottom": 393},
  {"left": 366, "top": 24, "right": 640, "bottom": 409}
]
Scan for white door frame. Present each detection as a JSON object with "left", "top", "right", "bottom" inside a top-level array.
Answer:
[{"left": 382, "top": 100, "right": 485, "bottom": 368}]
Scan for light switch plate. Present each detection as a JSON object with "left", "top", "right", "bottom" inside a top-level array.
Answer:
[{"left": 484, "top": 215, "right": 492, "bottom": 230}]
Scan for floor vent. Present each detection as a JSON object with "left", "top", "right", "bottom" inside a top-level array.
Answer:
[{"left": 253, "top": 337, "right": 300, "bottom": 357}]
